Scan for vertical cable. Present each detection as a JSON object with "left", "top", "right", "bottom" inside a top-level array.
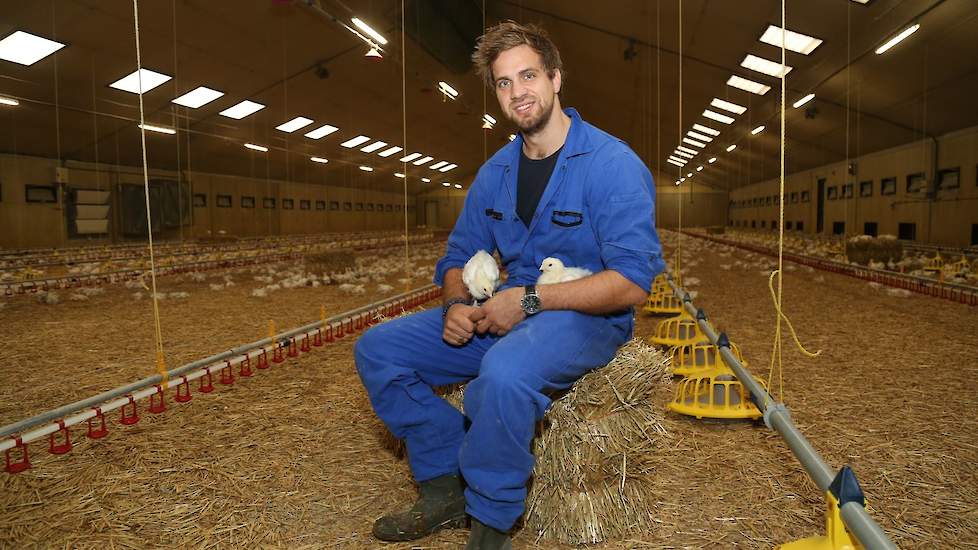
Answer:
[{"left": 131, "top": 0, "right": 169, "bottom": 388}]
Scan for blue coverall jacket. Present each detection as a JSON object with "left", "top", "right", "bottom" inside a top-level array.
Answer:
[{"left": 355, "top": 107, "right": 664, "bottom": 532}]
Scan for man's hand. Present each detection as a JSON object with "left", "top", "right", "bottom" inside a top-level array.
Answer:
[
  {"left": 443, "top": 304, "right": 485, "bottom": 346},
  {"left": 474, "top": 287, "right": 526, "bottom": 336}
]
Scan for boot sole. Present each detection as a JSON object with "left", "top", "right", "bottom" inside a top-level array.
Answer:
[{"left": 373, "top": 514, "right": 468, "bottom": 542}]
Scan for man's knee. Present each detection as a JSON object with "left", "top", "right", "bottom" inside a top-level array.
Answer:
[
  {"left": 465, "top": 353, "right": 548, "bottom": 417},
  {"left": 354, "top": 324, "right": 388, "bottom": 386}
]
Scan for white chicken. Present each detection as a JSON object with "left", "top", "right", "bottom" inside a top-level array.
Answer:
[
  {"left": 463, "top": 250, "right": 500, "bottom": 301},
  {"left": 537, "top": 257, "right": 592, "bottom": 285}
]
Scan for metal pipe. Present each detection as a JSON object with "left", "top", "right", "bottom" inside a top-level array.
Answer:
[
  {"left": 0, "top": 284, "right": 438, "bottom": 442},
  {"left": 666, "top": 277, "right": 897, "bottom": 550}
]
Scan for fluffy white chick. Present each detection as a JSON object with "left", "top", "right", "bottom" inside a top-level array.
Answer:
[
  {"left": 462, "top": 250, "right": 500, "bottom": 301},
  {"left": 537, "top": 257, "right": 592, "bottom": 285}
]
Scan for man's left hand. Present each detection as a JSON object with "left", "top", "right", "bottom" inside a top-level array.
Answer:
[{"left": 474, "top": 287, "right": 526, "bottom": 336}]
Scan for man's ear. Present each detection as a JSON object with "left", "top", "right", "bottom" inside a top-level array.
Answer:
[{"left": 552, "top": 69, "right": 562, "bottom": 94}]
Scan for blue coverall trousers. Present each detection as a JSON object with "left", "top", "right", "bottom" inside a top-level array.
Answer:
[{"left": 354, "top": 306, "right": 629, "bottom": 531}]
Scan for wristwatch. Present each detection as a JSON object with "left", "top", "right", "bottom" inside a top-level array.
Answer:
[{"left": 520, "top": 285, "right": 542, "bottom": 316}]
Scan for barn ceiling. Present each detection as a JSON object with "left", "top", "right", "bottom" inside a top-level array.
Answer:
[{"left": 0, "top": 0, "right": 974, "bottom": 194}]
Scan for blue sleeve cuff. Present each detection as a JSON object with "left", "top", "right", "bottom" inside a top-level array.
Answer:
[{"left": 603, "top": 244, "right": 666, "bottom": 293}]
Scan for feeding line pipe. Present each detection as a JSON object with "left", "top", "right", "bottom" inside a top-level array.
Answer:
[
  {"left": 666, "top": 277, "right": 897, "bottom": 550},
  {"left": 0, "top": 284, "right": 440, "bottom": 449}
]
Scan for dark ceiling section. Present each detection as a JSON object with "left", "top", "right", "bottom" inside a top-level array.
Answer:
[{"left": 0, "top": 0, "right": 975, "bottom": 194}]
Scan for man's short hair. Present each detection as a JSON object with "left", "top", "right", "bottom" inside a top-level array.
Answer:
[{"left": 471, "top": 20, "right": 564, "bottom": 89}]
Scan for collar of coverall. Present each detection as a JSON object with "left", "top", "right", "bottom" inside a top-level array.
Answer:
[{"left": 488, "top": 107, "right": 593, "bottom": 167}]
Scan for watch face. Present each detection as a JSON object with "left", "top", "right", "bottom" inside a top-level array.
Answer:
[{"left": 521, "top": 294, "right": 542, "bottom": 314}]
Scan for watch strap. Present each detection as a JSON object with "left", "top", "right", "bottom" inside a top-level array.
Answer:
[{"left": 442, "top": 297, "right": 469, "bottom": 319}]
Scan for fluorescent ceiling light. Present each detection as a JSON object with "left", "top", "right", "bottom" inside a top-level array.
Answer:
[
  {"left": 438, "top": 81, "right": 459, "bottom": 99},
  {"left": 138, "top": 123, "right": 175, "bottom": 135},
  {"left": 693, "top": 123, "right": 720, "bottom": 136},
  {"left": 680, "top": 178, "right": 686, "bottom": 182},
  {"left": 759, "top": 25, "right": 823, "bottom": 55},
  {"left": 394, "top": 172, "right": 405, "bottom": 178},
  {"left": 687, "top": 131, "right": 713, "bottom": 142},
  {"left": 220, "top": 100, "right": 265, "bottom": 119},
  {"left": 683, "top": 137, "right": 706, "bottom": 148},
  {"left": 727, "top": 75, "right": 771, "bottom": 95},
  {"left": 483, "top": 114, "right": 496, "bottom": 125},
  {"left": 304, "top": 124, "right": 339, "bottom": 139},
  {"left": 0, "top": 97, "right": 19, "bottom": 106},
  {"left": 667, "top": 159, "right": 684, "bottom": 167},
  {"left": 751, "top": 125, "right": 765, "bottom": 135},
  {"left": 341, "top": 135, "right": 371, "bottom": 148},
  {"left": 850, "top": 0, "right": 870, "bottom": 3},
  {"left": 244, "top": 143, "right": 268, "bottom": 152},
  {"left": 421, "top": 178, "right": 431, "bottom": 183},
  {"left": 351, "top": 17, "right": 388, "bottom": 45},
  {"left": 359, "top": 165, "right": 373, "bottom": 172},
  {"left": 703, "top": 109, "right": 735, "bottom": 124},
  {"left": 668, "top": 157, "right": 687, "bottom": 165},
  {"left": 109, "top": 68, "right": 171, "bottom": 94},
  {"left": 439, "top": 163, "right": 457, "bottom": 172},
  {"left": 172, "top": 86, "right": 223, "bottom": 108},
  {"left": 310, "top": 157, "right": 329, "bottom": 164},
  {"left": 696, "top": 166, "right": 704, "bottom": 172},
  {"left": 454, "top": 184, "right": 463, "bottom": 189},
  {"left": 674, "top": 150, "right": 694, "bottom": 159},
  {"left": 508, "top": 134, "right": 516, "bottom": 141},
  {"left": 741, "top": 54, "right": 793, "bottom": 78},
  {"left": 726, "top": 144, "right": 737, "bottom": 152},
  {"left": 377, "top": 146, "right": 402, "bottom": 157},
  {"left": 793, "top": 93, "right": 816, "bottom": 108},
  {"left": 676, "top": 146, "right": 698, "bottom": 155},
  {"left": 875, "top": 23, "right": 920, "bottom": 55},
  {"left": 442, "top": 182, "right": 451, "bottom": 187},
  {"left": 429, "top": 161, "right": 448, "bottom": 170},
  {"left": 711, "top": 98, "right": 747, "bottom": 115},
  {"left": 361, "top": 141, "right": 388, "bottom": 153},
  {"left": 0, "top": 31, "right": 65, "bottom": 66},
  {"left": 708, "top": 157, "right": 717, "bottom": 163},
  {"left": 399, "top": 152, "right": 422, "bottom": 162},
  {"left": 413, "top": 156, "right": 434, "bottom": 166},
  {"left": 276, "top": 116, "right": 314, "bottom": 133},
  {"left": 687, "top": 172, "right": 694, "bottom": 178}
]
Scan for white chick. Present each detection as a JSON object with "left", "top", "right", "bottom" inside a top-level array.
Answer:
[
  {"left": 463, "top": 250, "right": 500, "bottom": 301},
  {"left": 537, "top": 257, "right": 592, "bottom": 285}
]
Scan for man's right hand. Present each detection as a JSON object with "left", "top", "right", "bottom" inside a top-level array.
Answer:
[{"left": 443, "top": 304, "right": 486, "bottom": 346}]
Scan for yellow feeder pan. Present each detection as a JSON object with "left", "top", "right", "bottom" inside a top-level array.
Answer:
[
  {"left": 643, "top": 287, "right": 684, "bottom": 315},
  {"left": 777, "top": 467, "right": 866, "bottom": 550},
  {"left": 670, "top": 340, "right": 746, "bottom": 377},
  {"left": 923, "top": 253, "right": 943, "bottom": 272},
  {"left": 667, "top": 365, "right": 765, "bottom": 420},
  {"left": 651, "top": 273, "right": 670, "bottom": 294},
  {"left": 647, "top": 308, "right": 708, "bottom": 348},
  {"left": 947, "top": 256, "right": 970, "bottom": 276}
]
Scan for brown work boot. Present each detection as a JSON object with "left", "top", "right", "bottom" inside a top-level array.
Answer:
[
  {"left": 465, "top": 518, "right": 512, "bottom": 550},
  {"left": 372, "top": 474, "right": 468, "bottom": 541}
]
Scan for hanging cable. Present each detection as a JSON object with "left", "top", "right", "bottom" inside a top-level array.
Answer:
[
  {"left": 171, "top": 0, "right": 183, "bottom": 242},
  {"left": 401, "top": 0, "right": 410, "bottom": 280},
  {"left": 675, "top": 0, "right": 682, "bottom": 284},
  {"left": 131, "top": 0, "right": 169, "bottom": 388},
  {"left": 766, "top": 0, "right": 822, "bottom": 406}
]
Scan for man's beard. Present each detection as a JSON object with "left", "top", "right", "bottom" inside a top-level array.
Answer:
[{"left": 515, "top": 95, "right": 554, "bottom": 136}]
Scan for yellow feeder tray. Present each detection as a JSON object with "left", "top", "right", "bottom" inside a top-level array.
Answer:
[
  {"left": 923, "top": 253, "right": 943, "bottom": 272},
  {"left": 651, "top": 273, "right": 671, "bottom": 293},
  {"left": 777, "top": 467, "right": 866, "bottom": 550},
  {"left": 668, "top": 365, "right": 765, "bottom": 420},
  {"left": 670, "top": 340, "right": 746, "bottom": 377},
  {"left": 946, "top": 256, "right": 970, "bottom": 276},
  {"left": 643, "top": 287, "right": 684, "bottom": 315},
  {"left": 647, "top": 309, "right": 708, "bottom": 348}
]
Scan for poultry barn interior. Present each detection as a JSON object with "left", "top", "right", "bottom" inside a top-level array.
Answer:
[{"left": 1, "top": 1, "right": 976, "bottom": 548}]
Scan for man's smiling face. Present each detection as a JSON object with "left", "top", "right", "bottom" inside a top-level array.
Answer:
[{"left": 492, "top": 44, "right": 561, "bottom": 136}]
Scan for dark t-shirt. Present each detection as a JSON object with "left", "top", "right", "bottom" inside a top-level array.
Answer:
[{"left": 517, "top": 146, "right": 562, "bottom": 228}]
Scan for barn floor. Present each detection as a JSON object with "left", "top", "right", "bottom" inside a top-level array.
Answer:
[{"left": 1, "top": 231, "right": 975, "bottom": 549}]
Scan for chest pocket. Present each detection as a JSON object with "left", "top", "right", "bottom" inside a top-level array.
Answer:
[{"left": 551, "top": 210, "right": 583, "bottom": 228}]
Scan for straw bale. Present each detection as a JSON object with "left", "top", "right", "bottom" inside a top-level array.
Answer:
[
  {"left": 437, "top": 339, "right": 672, "bottom": 544},
  {"left": 846, "top": 235, "right": 904, "bottom": 265},
  {"left": 304, "top": 250, "right": 356, "bottom": 274}
]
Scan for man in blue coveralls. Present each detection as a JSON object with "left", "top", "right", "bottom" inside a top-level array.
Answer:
[{"left": 355, "top": 20, "right": 664, "bottom": 550}]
